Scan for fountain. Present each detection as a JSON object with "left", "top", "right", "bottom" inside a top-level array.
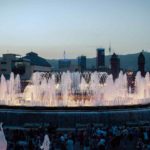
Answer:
[
  {"left": 0, "top": 71, "right": 150, "bottom": 127},
  {"left": 0, "top": 71, "right": 150, "bottom": 107}
]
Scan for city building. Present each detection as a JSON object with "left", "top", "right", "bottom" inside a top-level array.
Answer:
[
  {"left": 0, "top": 52, "right": 51, "bottom": 80},
  {"left": 110, "top": 53, "right": 120, "bottom": 80},
  {"left": 22, "top": 52, "right": 51, "bottom": 79},
  {"left": 77, "top": 55, "right": 86, "bottom": 72},
  {"left": 96, "top": 48, "right": 105, "bottom": 70},
  {"left": 58, "top": 59, "right": 71, "bottom": 72},
  {"left": 0, "top": 54, "right": 21, "bottom": 78},
  {"left": 138, "top": 51, "right": 145, "bottom": 77},
  {"left": 58, "top": 51, "right": 72, "bottom": 72}
]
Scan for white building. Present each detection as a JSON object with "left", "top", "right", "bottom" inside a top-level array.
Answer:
[
  {"left": 0, "top": 54, "right": 21, "bottom": 78},
  {"left": 0, "top": 52, "right": 51, "bottom": 80}
]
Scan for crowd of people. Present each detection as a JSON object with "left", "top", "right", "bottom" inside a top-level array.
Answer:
[{"left": 2, "top": 122, "right": 150, "bottom": 150}]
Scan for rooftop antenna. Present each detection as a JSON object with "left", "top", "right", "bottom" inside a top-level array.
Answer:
[
  {"left": 64, "top": 51, "right": 66, "bottom": 60},
  {"left": 109, "top": 42, "right": 111, "bottom": 55}
]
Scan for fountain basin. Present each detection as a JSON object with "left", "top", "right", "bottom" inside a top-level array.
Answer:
[{"left": 0, "top": 104, "right": 150, "bottom": 128}]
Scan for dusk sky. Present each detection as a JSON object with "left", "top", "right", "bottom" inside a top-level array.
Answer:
[{"left": 0, "top": 0, "right": 150, "bottom": 59}]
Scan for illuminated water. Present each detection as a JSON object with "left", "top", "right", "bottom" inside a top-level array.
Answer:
[{"left": 0, "top": 71, "right": 150, "bottom": 107}]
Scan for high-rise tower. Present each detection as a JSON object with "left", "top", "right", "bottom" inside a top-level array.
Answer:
[
  {"left": 78, "top": 55, "right": 86, "bottom": 72},
  {"left": 109, "top": 43, "right": 111, "bottom": 55},
  {"left": 96, "top": 48, "right": 105, "bottom": 70},
  {"left": 110, "top": 53, "right": 120, "bottom": 80},
  {"left": 138, "top": 51, "right": 145, "bottom": 77}
]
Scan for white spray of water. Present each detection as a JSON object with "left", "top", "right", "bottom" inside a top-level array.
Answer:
[{"left": 0, "top": 71, "right": 150, "bottom": 106}]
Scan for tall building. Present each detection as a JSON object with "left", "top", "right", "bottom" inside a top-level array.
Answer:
[
  {"left": 110, "top": 53, "right": 120, "bottom": 80},
  {"left": 0, "top": 54, "right": 21, "bottom": 78},
  {"left": 138, "top": 51, "right": 145, "bottom": 77},
  {"left": 96, "top": 48, "right": 105, "bottom": 70},
  {"left": 78, "top": 55, "right": 86, "bottom": 72}
]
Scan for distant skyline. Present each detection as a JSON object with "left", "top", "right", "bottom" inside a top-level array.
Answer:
[{"left": 0, "top": 0, "right": 150, "bottom": 59}]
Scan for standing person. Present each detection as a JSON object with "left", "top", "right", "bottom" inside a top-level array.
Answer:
[
  {"left": 0, "top": 123, "right": 7, "bottom": 150},
  {"left": 136, "top": 138, "right": 144, "bottom": 150},
  {"left": 60, "top": 134, "right": 66, "bottom": 150},
  {"left": 143, "top": 129, "right": 149, "bottom": 144},
  {"left": 28, "top": 139, "right": 34, "bottom": 150},
  {"left": 66, "top": 134, "right": 74, "bottom": 150},
  {"left": 98, "top": 138, "right": 106, "bottom": 150},
  {"left": 83, "top": 131, "right": 90, "bottom": 150}
]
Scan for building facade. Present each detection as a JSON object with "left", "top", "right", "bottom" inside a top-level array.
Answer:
[
  {"left": 96, "top": 48, "right": 105, "bottom": 70},
  {"left": 78, "top": 55, "right": 86, "bottom": 72},
  {"left": 110, "top": 53, "right": 120, "bottom": 80},
  {"left": 0, "top": 52, "right": 51, "bottom": 80},
  {"left": 58, "top": 59, "right": 71, "bottom": 72},
  {"left": 0, "top": 54, "right": 21, "bottom": 78},
  {"left": 138, "top": 51, "right": 145, "bottom": 77}
]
